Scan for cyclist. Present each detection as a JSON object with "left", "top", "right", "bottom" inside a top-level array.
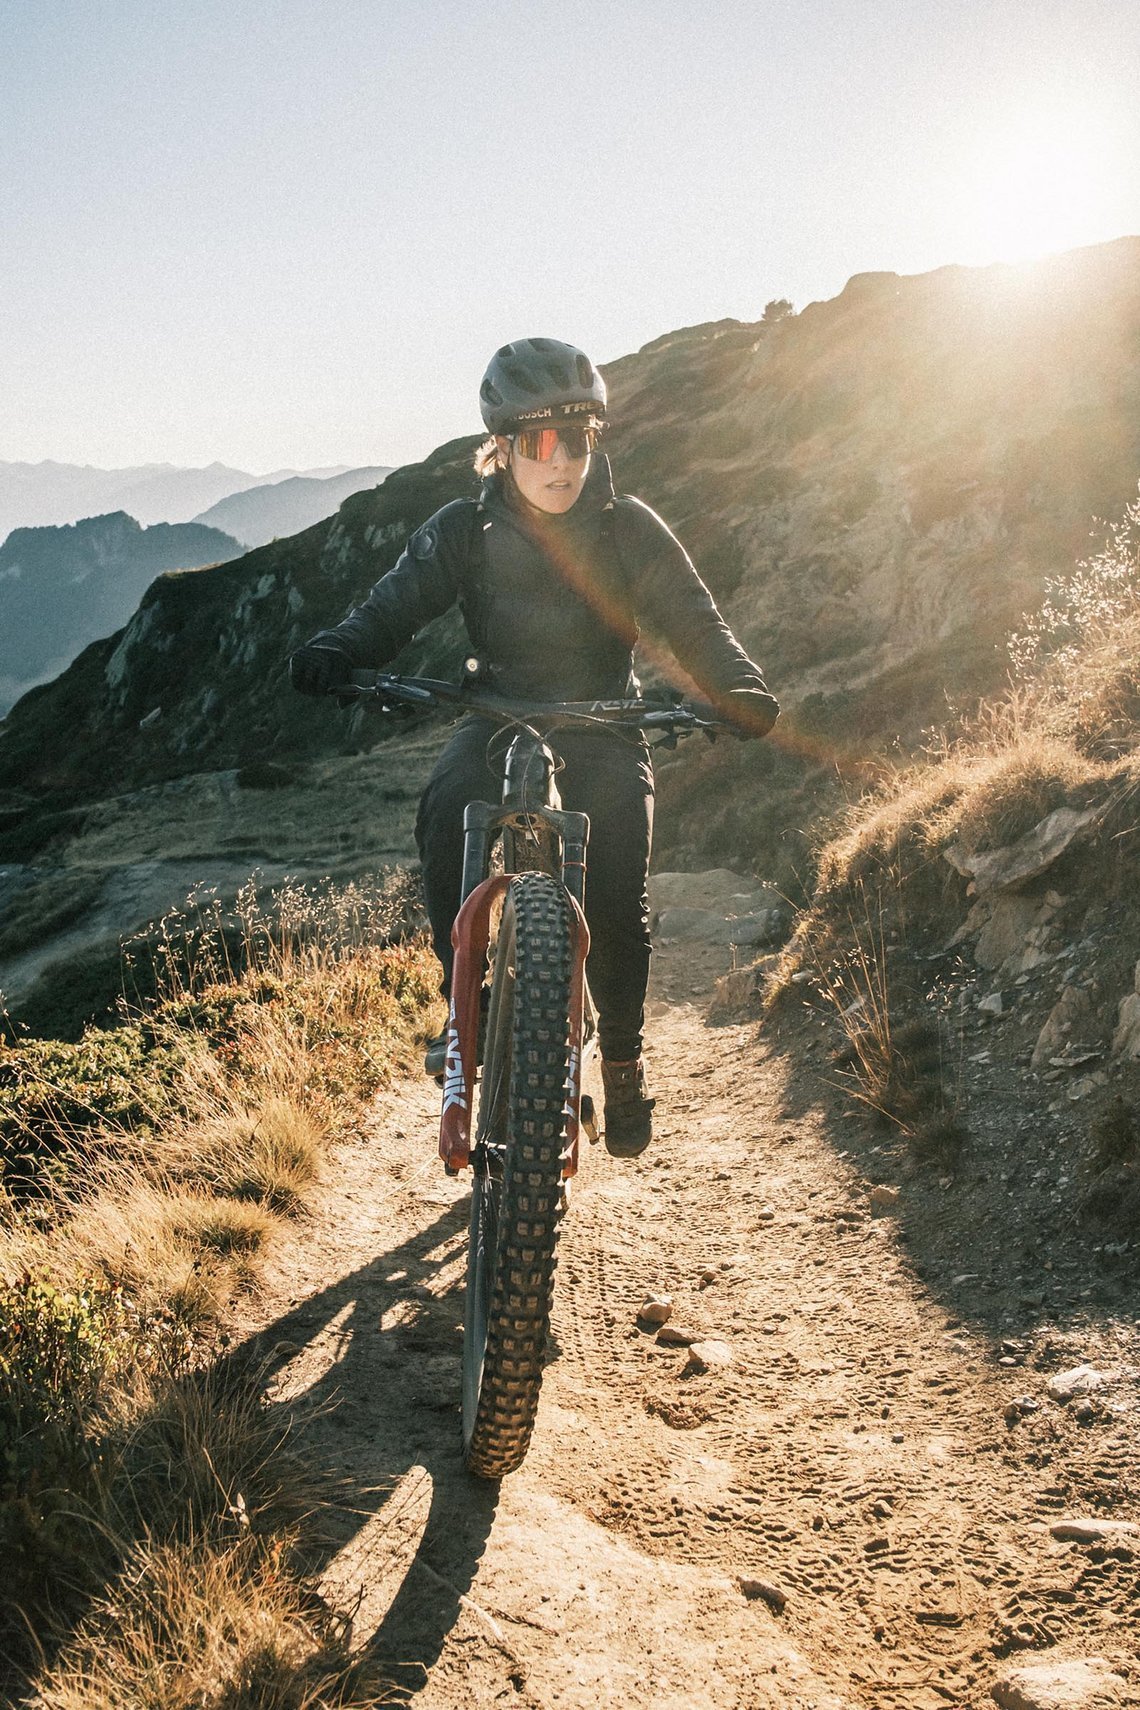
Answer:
[{"left": 290, "top": 337, "right": 778, "bottom": 1157}]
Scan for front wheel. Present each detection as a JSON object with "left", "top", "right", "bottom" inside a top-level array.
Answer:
[{"left": 462, "top": 871, "right": 574, "bottom": 1479}]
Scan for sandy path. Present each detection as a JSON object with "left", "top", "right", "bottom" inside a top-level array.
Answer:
[{"left": 239, "top": 961, "right": 1138, "bottom": 1709}]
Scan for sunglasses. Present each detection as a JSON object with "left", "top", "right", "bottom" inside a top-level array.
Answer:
[{"left": 511, "top": 424, "right": 600, "bottom": 462}]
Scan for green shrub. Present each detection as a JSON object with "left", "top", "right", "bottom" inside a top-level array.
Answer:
[
  {"left": 0, "top": 1027, "right": 187, "bottom": 1194},
  {"left": 0, "top": 1274, "right": 137, "bottom": 1644}
]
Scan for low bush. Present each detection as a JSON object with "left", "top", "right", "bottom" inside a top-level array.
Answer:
[
  {"left": 0, "top": 1272, "right": 144, "bottom": 1645},
  {"left": 0, "top": 1026, "right": 189, "bottom": 1194}
]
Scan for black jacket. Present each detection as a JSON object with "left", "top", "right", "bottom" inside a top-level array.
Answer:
[{"left": 317, "top": 456, "right": 770, "bottom": 702}]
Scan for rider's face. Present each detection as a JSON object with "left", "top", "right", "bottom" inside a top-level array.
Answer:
[{"left": 497, "top": 433, "right": 590, "bottom": 515}]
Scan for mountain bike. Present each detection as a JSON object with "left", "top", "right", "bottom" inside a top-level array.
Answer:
[{"left": 338, "top": 666, "right": 721, "bottom": 1477}]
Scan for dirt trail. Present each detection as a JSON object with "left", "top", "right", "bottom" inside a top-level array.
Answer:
[{"left": 240, "top": 947, "right": 1138, "bottom": 1709}]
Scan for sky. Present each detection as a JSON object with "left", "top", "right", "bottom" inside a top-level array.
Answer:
[{"left": 2, "top": 0, "right": 1138, "bottom": 473}]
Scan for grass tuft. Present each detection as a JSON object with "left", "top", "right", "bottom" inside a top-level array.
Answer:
[{"left": 230, "top": 1096, "right": 324, "bottom": 1215}]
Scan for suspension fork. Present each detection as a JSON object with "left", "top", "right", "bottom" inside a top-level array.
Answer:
[{"left": 440, "top": 730, "right": 592, "bottom": 1173}]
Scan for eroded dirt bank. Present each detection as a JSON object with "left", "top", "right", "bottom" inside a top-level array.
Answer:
[{"left": 238, "top": 948, "right": 1138, "bottom": 1710}]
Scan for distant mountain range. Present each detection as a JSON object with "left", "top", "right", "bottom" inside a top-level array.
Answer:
[
  {"left": 0, "top": 512, "right": 243, "bottom": 715},
  {"left": 0, "top": 460, "right": 373, "bottom": 537},
  {"left": 191, "top": 466, "right": 391, "bottom": 547}
]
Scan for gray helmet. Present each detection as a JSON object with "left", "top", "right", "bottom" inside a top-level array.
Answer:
[{"left": 479, "top": 337, "right": 607, "bottom": 434}]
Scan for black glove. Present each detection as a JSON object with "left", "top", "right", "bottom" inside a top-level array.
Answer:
[
  {"left": 289, "top": 638, "right": 355, "bottom": 697},
  {"left": 725, "top": 686, "right": 780, "bottom": 740}
]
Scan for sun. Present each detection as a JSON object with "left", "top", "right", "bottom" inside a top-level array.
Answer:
[{"left": 954, "top": 107, "right": 1126, "bottom": 265}]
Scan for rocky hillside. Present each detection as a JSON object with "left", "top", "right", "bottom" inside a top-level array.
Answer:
[
  {"left": 0, "top": 512, "right": 244, "bottom": 715},
  {"left": 4, "top": 240, "right": 1138, "bottom": 815},
  {"left": 1, "top": 237, "right": 1139, "bottom": 1018}
]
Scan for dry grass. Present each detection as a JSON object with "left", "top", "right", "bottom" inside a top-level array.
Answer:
[
  {"left": 815, "top": 487, "right": 1140, "bottom": 908},
  {"left": 37, "top": 1537, "right": 384, "bottom": 1710},
  {"left": 816, "top": 739, "right": 1120, "bottom": 907},
  {"left": 0, "top": 870, "right": 440, "bottom": 1698},
  {"left": 29, "top": 1361, "right": 385, "bottom": 1709},
  {"left": 777, "top": 484, "right": 1140, "bottom": 1172},
  {"left": 799, "top": 878, "right": 967, "bottom": 1162}
]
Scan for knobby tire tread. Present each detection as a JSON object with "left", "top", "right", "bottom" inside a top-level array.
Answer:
[{"left": 464, "top": 871, "right": 573, "bottom": 1479}]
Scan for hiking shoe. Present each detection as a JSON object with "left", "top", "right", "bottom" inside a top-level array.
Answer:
[{"left": 602, "top": 1058, "right": 655, "bottom": 1158}]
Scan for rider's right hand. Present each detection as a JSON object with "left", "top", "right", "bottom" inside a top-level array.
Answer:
[{"left": 288, "top": 638, "right": 355, "bottom": 697}]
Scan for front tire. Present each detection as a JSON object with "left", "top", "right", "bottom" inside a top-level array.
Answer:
[{"left": 461, "top": 872, "right": 574, "bottom": 1479}]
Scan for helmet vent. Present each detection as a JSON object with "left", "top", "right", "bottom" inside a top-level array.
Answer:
[{"left": 575, "top": 354, "right": 593, "bottom": 386}]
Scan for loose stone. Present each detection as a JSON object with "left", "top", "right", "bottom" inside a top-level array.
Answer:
[
  {"left": 1050, "top": 1517, "right": 1138, "bottom": 1544},
  {"left": 738, "top": 1576, "right": 787, "bottom": 1613},
  {"left": 991, "top": 1656, "right": 1127, "bottom": 1710},
  {"left": 685, "top": 1339, "right": 734, "bottom": 1374},
  {"left": 1047, "top": 1364, "right": 1106, "bottom": 1402},
  {"left": 638, "top": 1296, "right": 673, "bottom": 1326}
]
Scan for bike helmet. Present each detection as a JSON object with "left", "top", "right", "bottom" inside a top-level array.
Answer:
[{"left": 479, "top": 338, "right": 607, "bottom": 434}]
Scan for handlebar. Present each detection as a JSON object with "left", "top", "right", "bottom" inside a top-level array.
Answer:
[{"left": 332, "top": 670, "right": 727, "bottom": 740}]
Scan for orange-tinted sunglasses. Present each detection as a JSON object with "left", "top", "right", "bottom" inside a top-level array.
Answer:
[{"left": 512, "top": 424, "right": 600, "bottom": 462}]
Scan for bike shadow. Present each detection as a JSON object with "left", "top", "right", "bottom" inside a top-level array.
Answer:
[{"left": 236, "top": 1197, "right": 500, "bottom": 1702}]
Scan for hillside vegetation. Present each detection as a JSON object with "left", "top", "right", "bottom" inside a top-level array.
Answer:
[
  {"left": 0, "top": 871, "right": 441, "bottom": 1703},
  {"left": 757, "top": 479, "right": 1140, "bottom": 1228}
]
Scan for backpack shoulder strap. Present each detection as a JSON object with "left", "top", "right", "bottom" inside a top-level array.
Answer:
[
  {"left": 605, "top": 494, "right": 645, "bottom": 593},
  {"left": 454, "top": 496, "right": 489, "bottom": 647}
]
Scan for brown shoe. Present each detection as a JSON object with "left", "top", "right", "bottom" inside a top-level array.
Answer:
[{"left": 602, "top": 1058, "right": 655, "bottom": 1158}]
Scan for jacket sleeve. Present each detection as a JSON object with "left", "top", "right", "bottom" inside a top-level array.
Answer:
[
  {"left": 614, "top": 496, "right": 774, "bottom": 700},
  {"left": 310, "top": 499, "right": 474, "bottom": 666}
]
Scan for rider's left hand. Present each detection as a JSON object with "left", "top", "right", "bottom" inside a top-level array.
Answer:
[{"left": 724, "top": 686, "right": 780, "bottom": 740}]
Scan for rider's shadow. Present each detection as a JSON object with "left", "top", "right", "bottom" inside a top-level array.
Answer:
[{"left": 236, "top": 1198, "right": 500, "bottom": 1702}]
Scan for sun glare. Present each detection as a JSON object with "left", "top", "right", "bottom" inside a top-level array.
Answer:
[{"left": 955, "top": 108, "right": 1125, "bottom": 266}]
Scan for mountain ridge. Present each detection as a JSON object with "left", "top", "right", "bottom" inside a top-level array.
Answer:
[
  {"left": 190, "top": 466, "right": 393, "bottom": 548},
  {"left": 2, "top": 237, "right": 1139, "bottom": 889},
  {"left": 0, "top": 512, "right": 244, "bottom": 716},
  {"left": 0, "top": 459, "right": 364, "bottom": 536}
]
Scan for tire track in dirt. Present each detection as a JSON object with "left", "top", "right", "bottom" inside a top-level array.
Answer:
[{"left": 236, "top": 964, "right": 1138, "bottom": 1708}]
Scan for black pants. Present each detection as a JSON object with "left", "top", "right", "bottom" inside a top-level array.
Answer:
[{"left": 415, "top": 718, "right": 655, "bottom": 1063}]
